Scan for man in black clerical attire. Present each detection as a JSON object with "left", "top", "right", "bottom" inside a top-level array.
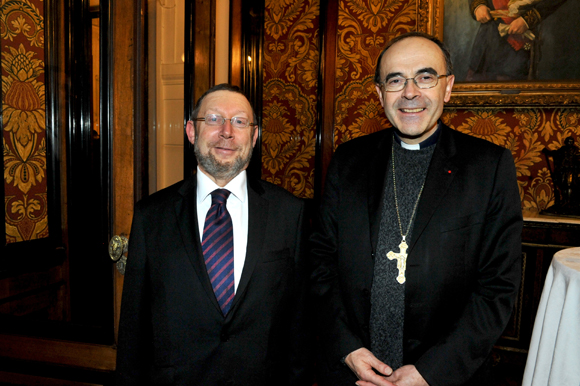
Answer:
[{"left": 310, "top": 32, "right": 522, "bottom": 386}]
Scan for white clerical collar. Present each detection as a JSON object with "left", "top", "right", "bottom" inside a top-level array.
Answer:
[
  {"left": 394, "top": 123, "right": 441, "bottom": 150},
  {"left": 196, "top": 166, "right": 248, "bottom": 204},
  {"left": 400, "top": 141, "right": 421, "bottom": 150}
]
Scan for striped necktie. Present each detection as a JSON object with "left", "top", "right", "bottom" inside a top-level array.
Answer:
[{"left": 202, "top": 189, "right": 234, "bottom": 315}]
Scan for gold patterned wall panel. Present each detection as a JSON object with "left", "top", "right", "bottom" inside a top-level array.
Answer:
[
  {"left": 443, "top": 108, "right": 580, "bottom": 212},
  {"left": 262, "top": 0, "right": 319, "bottom": 199},
  {"left": 334, "top": 0, "right": 416, "bottom": 147},
  {"left": 1, "top": 0, "right": 48, "bottom": 243}
]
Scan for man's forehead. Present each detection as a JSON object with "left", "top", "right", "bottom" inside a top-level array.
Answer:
[
  {"left": 380, "top": 37, "right": 446, "bottom": 75},
  {"left": 201, "top": 90, "right": 252, "bottom": 113}
]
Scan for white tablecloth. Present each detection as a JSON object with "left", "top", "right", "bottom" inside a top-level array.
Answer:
[{"left": 522, "top": 247, "right": 580, "bottom": 386}]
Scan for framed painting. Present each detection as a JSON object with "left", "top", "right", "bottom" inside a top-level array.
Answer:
[{"left": 417, "top": 0, "right": 580, "bottom": 106}]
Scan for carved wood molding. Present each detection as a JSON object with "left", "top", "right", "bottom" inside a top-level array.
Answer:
[{"left": 449, "top": 91, "right": 580, "bottom": 107}]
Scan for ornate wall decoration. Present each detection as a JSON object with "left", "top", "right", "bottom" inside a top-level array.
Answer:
[
  {"left": 2, "top": 0, "right": 47, "bottom": 243},
  {"left": 262, "top": 79, "right": 316, "bottom": 197},
  {"left": 444, "top": 108, "right": 580, "bottom": 211},
  {"left": 334, "top": 0, "right": 415, "bottom": 147},
  {"left": 262, "top": 0, "right": 319, "bottom": 198},
  {"left": 1, "top": 0, "right": 44, "bottom": 47},
  {"left": 334, "top": 76, "right": 391, "bottom": 146},
  {"left": 524, "top": 168, "right": 555, "bottom": 212}
]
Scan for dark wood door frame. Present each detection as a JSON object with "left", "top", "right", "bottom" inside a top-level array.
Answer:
[{"left": 0, "top": 0, "right": 148, "bottom": 381}]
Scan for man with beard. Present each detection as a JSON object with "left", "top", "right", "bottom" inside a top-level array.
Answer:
[
  {"left": 310, "top": 33, "right": 522, "bottom": 386},
  {"left": 116, "top": 84, "right": 312, "bottom": 386}
]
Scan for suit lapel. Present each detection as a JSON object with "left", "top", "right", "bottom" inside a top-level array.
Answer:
[
  {"left": 229, "top": 178, "right": 268, "bottom": 314},
  {"left": 174, "top": 177, "right": 223, "bottom": 314},
  {"left": 368, "top": 131, "right": 393, "bottom": 254},
  {"left": 408, "top": 124, "right": 457, "bottom": 253}
]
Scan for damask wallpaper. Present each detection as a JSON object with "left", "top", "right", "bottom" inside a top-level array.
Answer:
[
  {"left": 1, "top": 0, "right": 48, "bottom": 243},
  {"left": 262, "top": 0, "right": 580, "bottom": 211},
  {"left": 333, "top": 0, "right": 415, "bottom": 146},
  {"left": 262, "top": 0, "right": 320, "bottom": 199},
  {"left": 446, "top": 108, "right": 580, "bottom": 212}
]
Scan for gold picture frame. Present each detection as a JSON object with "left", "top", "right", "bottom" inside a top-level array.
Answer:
[{"left": 417, "top": 0, "right": 580, "bottom": 107}]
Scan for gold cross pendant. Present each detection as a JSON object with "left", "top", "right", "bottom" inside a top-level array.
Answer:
[{"left": 387, "top": 238, "right": 408, "bottom": 284}]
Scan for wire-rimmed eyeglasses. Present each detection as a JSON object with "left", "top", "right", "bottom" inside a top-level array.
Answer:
[
  {"left": 191, "top": 114, "right": 256, "bottom": 129},
  {"left": 380, "top": 73, "right": 449, "bottom": 92}
]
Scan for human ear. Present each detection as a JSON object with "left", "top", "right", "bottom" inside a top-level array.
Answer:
[{"left": 185, "top": 120, "right": 196, "bottom": 145}]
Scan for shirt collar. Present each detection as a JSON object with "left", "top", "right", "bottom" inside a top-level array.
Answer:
[
  {"left": 196, "top": 166, "right": 247, "bottom": 203},
  {"left": 394, "top": 122, "right": 441, "bottom": 150}
]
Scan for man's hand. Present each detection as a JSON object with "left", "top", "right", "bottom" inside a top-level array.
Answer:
[
  {"left": 474, "top": 5, "right": 492, "bottom": 23},
  {"left": 345, "top": 348, "right": 395, "bottom": 386},
  {"left": 508, "top": 17, "right": 529, "bottom": 34},
  {"left": 385, "top": 365, "right": 429, "bottom": 386}
]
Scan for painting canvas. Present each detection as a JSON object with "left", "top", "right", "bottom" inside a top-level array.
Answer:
[
  {"left": 426, "top": 0, "right": 580, "bottom": 105},
  {"left": 444, "top": 0, "right": 580, "bottom": 82}
]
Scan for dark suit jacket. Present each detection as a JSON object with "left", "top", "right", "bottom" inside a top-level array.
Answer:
[
  {"left": 310, "top": 124, "right": 522, "bottom": 386},
  {"left": 116, "top": 175, "right": 312, "bottom": 386}
]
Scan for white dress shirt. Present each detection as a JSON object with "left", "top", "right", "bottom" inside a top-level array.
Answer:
[{"left": 196, "top": 167, "right": 249, "bottom": 292}]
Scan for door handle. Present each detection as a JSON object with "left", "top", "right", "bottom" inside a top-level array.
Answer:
[{"left": 109, "top": 234, "right": 128, "bottom": 275}]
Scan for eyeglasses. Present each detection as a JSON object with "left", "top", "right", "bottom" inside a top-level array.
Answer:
[
  {"left": 380, "top": 73, "right": 449, "bottom": 92},
  {"left": 192, "top": 114, "right": 255, "bottom": 129}
]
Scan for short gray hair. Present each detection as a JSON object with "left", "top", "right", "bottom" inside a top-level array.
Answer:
[{"left": 374, "top": 32, "right": 454, "bottom": 84}]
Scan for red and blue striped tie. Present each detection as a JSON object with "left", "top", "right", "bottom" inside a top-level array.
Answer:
[{"left": 202, "top": 189, "right": 234, "bottom": 315}]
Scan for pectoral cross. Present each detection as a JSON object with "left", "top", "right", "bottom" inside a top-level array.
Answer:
[{"left": 387, "top": 237, "right": 408, "bottom": 284}]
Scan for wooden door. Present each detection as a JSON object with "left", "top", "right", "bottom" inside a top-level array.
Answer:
[{"left": 0, "top": 0, "right": 146, "bottom": 383}]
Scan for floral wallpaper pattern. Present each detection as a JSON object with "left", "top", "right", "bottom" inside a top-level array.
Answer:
[
  {"left": 333, "top": 0, "right": 415, "bottom": 145},
  {"left": 261, "top": 0, "right": 580, "bottom": 211},
  {"left": 445, "top": 108, "right": 580, "bottom": 212},
  {"left": 2, "top": 0, "right": 48, "bottom": 243},
  {"left": 262, "top": 0, "right": 319, "bottom": 199}
]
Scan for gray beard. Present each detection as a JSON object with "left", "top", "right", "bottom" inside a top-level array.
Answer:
[{"left": 194, "top": 141, "right": 252, "bottom": 182}]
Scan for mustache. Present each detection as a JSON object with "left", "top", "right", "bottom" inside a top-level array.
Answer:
[{"left": 204, "top": 138, "right": 242, "bottom": 151}]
